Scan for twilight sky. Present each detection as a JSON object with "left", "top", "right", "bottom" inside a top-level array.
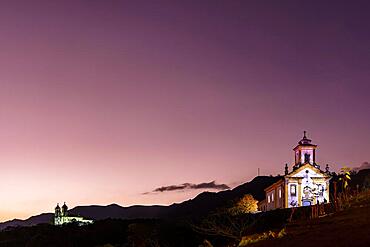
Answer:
[{"left": 0, "top": 0, "right": 369, "bottom": 221}]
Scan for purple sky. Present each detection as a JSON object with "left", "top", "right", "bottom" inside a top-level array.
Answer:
[{"left": 0, "top": 0, "right": 369, "bottom": 221}]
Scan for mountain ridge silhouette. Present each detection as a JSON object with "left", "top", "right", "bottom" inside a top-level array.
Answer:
[{"left": 0, "top": 176, "right": 285, "bottom": 230}]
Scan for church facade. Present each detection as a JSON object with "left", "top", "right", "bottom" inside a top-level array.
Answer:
[
  {"left": 54, "top": 202, "right": 94, "bottom": 226},
  {"left": 259, "top": 132, "right": 331, "bottom": 211}
]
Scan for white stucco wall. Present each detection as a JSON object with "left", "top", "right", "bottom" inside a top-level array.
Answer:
[
  {"left": 55, "top": 216, "right": 93, "bottom": 226},
  {"left": 287, "top": 166, "right": 330, "bottom": 207}
]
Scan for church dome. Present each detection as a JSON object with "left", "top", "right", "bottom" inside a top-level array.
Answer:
[{"left": 298, "top": 131, "right": 313, "bottom": 145}]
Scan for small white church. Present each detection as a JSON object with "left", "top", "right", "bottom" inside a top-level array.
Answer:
[
  {"left": 259, "top": 132, "right": 332, "bottom": 211},
  {"left": 54, "top": 202, "right": 94, "bottom": 226}
]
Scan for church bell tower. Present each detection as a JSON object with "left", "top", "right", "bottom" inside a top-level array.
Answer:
[{"left": 293, "top": 131, "right": 318, "bottom": 169}]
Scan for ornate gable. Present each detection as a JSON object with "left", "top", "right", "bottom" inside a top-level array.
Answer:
[{"left": 286, "top": 163, "right": 330, "bottom": 179}]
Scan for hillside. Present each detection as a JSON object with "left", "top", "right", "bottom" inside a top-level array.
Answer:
[
  {"left": 2, "top": 170, "right": 369, "bottom": 231},
  {"left": 0, "top": 214, "right": 53, "bottom": 231},
  {"left": 249, "top": 202, "right": 370, "bottom": 247}
]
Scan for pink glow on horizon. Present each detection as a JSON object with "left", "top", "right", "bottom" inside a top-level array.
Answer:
[{"left": 1, "top": 1, "right": 370, "bottom": 221}]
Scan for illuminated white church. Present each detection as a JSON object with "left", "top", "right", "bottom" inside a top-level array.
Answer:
[
  {"left": 54, "top": 202, "right": 94, "bottom": 226},
  {"left": 259, "top": 132, "right": 332, "bottom": 211}
]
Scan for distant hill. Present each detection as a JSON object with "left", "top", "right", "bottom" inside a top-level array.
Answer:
[
  {"left": 0, "top": 213, "right": 53, "bottom": 230},
  {"left": 0, "top": 176, "right": 282, "bottom": 230}
]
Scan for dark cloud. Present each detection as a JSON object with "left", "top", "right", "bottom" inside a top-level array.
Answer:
[
  {"left": 146, "top": 181, "right": 230, "bottom": 194},
  {"left": 154, "top": 184, "right": 189, "bottom": 192},
  {"left": 187, "top": 181, "right": 230, "bottom": 190}
]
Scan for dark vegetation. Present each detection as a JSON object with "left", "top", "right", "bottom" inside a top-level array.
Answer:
[
  {"left": 248, "top": 193, "right": 370, "bottom": 247},
  {"left": 0, "top": 219, "right": 200, "bottom": 247},
  {"left": 0, "top": 170, "right": 369, "bottom": 247}
]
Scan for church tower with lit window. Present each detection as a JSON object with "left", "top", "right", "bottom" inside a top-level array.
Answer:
[{"left": 293, "top": 131, "right": 319, "bottom": 169}]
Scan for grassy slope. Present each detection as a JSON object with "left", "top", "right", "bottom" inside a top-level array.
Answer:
[{"left": 251, "top": 205, "right": 370, "bottom": 247}]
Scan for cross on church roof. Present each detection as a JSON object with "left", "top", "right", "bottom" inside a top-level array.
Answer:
[{"left": 298, "top": 130, "right": 313, "bottom": 145}]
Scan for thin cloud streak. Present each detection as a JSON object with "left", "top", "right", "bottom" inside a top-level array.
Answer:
[{"left": 144, "top": 181, "right": 230, "bottom": 194}]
